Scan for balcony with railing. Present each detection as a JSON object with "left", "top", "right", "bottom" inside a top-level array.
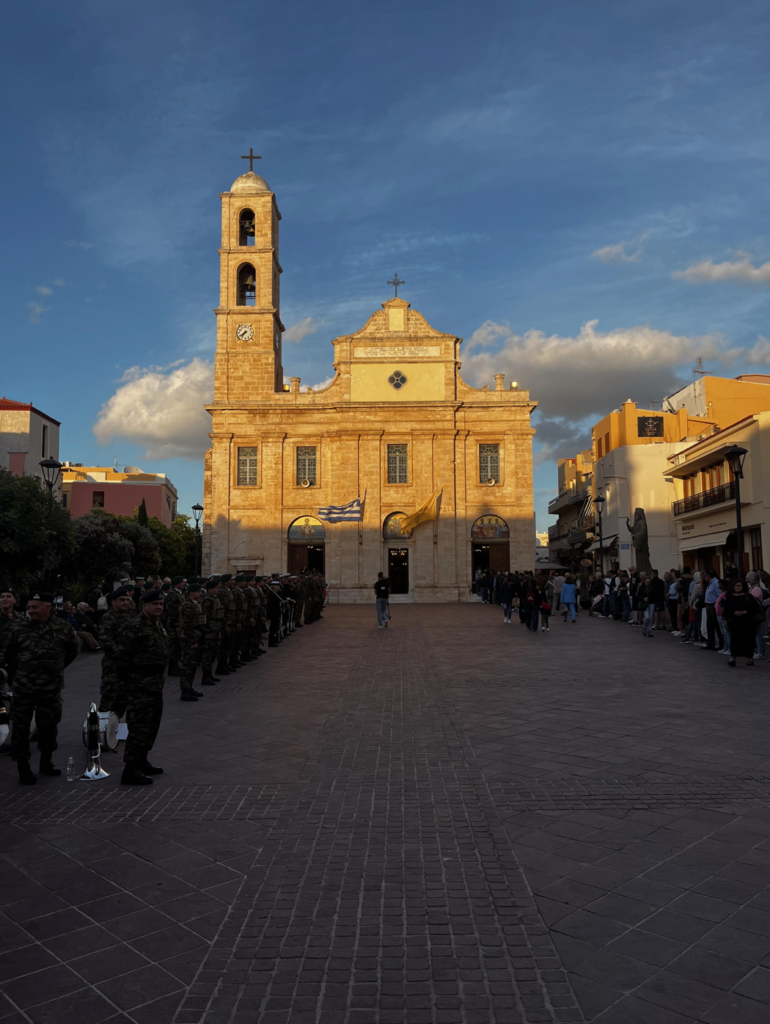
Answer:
[{"left": 673, "top": 480, "right": 735, "bottom": 517}]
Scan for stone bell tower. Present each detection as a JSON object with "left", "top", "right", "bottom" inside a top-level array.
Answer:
[{"left": 213, "top": 155, "right": 284, "bottom": 401}]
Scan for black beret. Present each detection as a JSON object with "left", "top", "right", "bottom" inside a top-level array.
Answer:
[
  {"left": 234, "top": 574, "right": 245, "bottom": 583},
  {"left": 140, "top": 589, "right": 164, "bottom": 604},
  {"left": 171, "top": 575, "right": 186, "bottom": 586},
  {"left": 0, "top": 585, "right": 14, "bottom": 596},
  {"left": 28, "top": 588, "right": 53, "bottom": 603},
  {"left": 187, "top": 580, "right": 203, "bottom": 593},
  {"left": 220, "top": 573, "right": 233, "bottom": 583},
  {"left": 204, "top": 579, "right": 220, "bottom": 590},
  {"left": 109, "top": 586, "right": 131, "bottom": 601}
]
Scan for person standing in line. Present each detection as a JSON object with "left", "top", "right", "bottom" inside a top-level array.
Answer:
[
  {"left": 115, "top": 589, "right": 170, "bottom": 785},
  {"left": 667, "top": 572, "right": 682, "bottom": 634},
  {"left": 0, "top": 586, "right": 24, "bottom": 667},
  {"left": 560, "top": 574, "right": 578, "bottom": 623},
  {"left": 638, "top": 576, "right": 656, "bottom": 637},
  {"left": 552, "top": 572, "right": 566, "bottom": 612},
  {"left": 523, "top": 579, "right": 542, "bottom": 632},
  {"left": 98, "top": 586, "right": 133, "bottom": 715},
  {"left": 723, "top": 579, "right": 763, "bottom": 668},
  {"left": 6, "top": 586, "right": 79, "bottom": 785},
  {"left": 703, "top": 570, "right": 723, "bottom": 652},
  {"left": 500, "top": 574, "right": 515, "bottom": 624},
  {"left": 715, "top": 580, "right": 731, "bottom": 655},
  {"left": 161, "top": 575, "right": 186, "bottom": 677},
  {"left": 178, "top": 580, "right": 205, "bottom": 701},
  {"left": 374, "top": 572, "right": 390, "bottom": 629}
]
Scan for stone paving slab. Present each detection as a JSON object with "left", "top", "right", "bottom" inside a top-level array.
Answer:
[{"left": 2, "top": 608, "right": 770, "bottom": 1022}]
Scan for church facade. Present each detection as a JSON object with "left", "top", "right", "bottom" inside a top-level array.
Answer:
[{"left": 203, "top": 167, "right": 537, "bottom": 601}]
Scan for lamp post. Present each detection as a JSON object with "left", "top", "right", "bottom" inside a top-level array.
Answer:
[
  {"left": 594, "top": 492, "right": 606, "bottom": 578},
  {"left": 725, "top": 445, "right": 748, "bottom": 580},
  {"left": 39, "top": 457, "right": 63, "bottom": 497},
  {"left": 192, "top": 503, "right": 203, "bottom": 577}
]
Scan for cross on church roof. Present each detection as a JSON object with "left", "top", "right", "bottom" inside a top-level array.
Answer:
[
  {"left": 240, "top": 147, "right": 262, "bottom": 172},
  {"left": 387, "top": 273, "right": 405, "bottom": 297}
]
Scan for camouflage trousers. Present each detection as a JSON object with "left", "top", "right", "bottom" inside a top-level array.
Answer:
[
  {"left": 217, "top": 629, "right": 231, "bottom": 668},
  {"left": 201, "top": 632, "right": 220, "bottom": 676},
  {"left": 10, "top": 682, "right": 63, "bottom": 763},
  {"left": 179, "top": 640, "right": 200, "bottom": 690},
  {"left": 98, "top": 664, "right": 126, "bottom": 717},
  {"left": 124, "top": 679, "right": 164, "bottom": 765},
  {"left": 168, "top": 632, "right": 181, "bottom": 667}
]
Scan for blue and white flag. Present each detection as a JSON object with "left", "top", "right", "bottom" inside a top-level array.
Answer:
[{"left": 317, "top": 497, "right": 362, "bottom": 523}]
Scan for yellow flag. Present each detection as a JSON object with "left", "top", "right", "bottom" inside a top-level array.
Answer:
[{"left": 399, "top": 490, "right": 441, "bottom": 535}]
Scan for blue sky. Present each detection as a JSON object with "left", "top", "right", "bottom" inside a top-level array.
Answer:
[{"left": 3, "top": 0, "right": 770, "bottom": 533}]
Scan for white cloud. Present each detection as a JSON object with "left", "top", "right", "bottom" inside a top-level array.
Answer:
[
  {"left": 283, "top": 316, "right": 323, "bottom": 343},
  {"left": 308, "top": 376, "right": 334, "bottom": 391},
  {"left": 53, "top": 278, "right": 64, "bottom": 287},
  {"left": 591, "top": 242, "right": 641, "bottom": 264},
  {"left": 461, "top": 319, "right": 722, "bottom": 423},
  {"left": 36, "top": 286, "right": 53, "bottom": 295},
  {"left": 93, "top": 358, "right": 214, "bottom": 460},
  {"left": 673, "top": 257, "right": 770, "bottom": 286},
  {"left": 28, "top": 302, "right": 49, "bottom": 324},
  {"left": 65, "top": 240, "right": 93, "bottom": 249}
]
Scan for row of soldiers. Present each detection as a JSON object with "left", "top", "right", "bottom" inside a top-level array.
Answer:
[{"left": 0, "top": 570, "right": 326, "bottom": 786}]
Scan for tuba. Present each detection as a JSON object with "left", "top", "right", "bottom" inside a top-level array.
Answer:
[{"left": 80, "top": 703, "right": 110, "bottom": 780}]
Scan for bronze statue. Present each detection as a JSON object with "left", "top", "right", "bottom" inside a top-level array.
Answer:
[{"left": 626, "top": 508, "right": 653, "bottom": 576}]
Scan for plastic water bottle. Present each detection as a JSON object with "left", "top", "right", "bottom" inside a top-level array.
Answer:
[{"left": 66, "top": 757, "right": 76, "bottom": 782}]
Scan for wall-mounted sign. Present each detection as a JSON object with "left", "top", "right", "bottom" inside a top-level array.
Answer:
[{"left": 638, "top": 416, "right": 664, "bottom": 437}]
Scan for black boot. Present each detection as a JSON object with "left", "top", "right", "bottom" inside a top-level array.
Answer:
[
  {"left": 167, "top": 661, "right": 180, "bottom": 677},
  {"left": 17, "top": 761, "right": 37, "bottom": 785},
  {"left": 121, "top": 763, "right": 152, "bottom": 785},
  {"left": 210, "top": 673, "right": 221, "bottom": 681},
  {"left": 201, "top": 675, "right": 216, "bottom": 686},
  {"left": 216, "top": 662, "right": 231, "bottom": 676},
  {"left": 190, "top": 687, "right": 204, "bottom": 697},
  {"left": 180, "top": 690, "right": 199, "bottom": 702},
  {"left": 39, "top": 756, "right": 61, "bottom": 777},
  {"left": 140, "top": 760, "right": 164, "bottom": 775}
]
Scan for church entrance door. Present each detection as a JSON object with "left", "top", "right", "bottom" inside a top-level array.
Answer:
[
  {"left": 472, "top": 541, "right": 510, "bottom": 575},
  {"left": 388, "top": 547, "right": 409, "bottom": 594},
  {"left": 288, "top": 543, "right": 325, "bottom": 574}
]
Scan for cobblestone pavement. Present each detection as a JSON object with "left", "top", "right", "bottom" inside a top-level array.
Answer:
[{"left": 2, "top": 606, "right": 770, "bottom": 1023}]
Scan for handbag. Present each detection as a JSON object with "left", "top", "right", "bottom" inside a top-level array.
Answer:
[{"left": 540, "top": 602, "right": 551, "bottom": 613}]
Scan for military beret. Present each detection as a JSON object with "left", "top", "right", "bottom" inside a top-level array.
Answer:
[
  {"left": 171, "top": 575, "right": 186, "bottom": 586},
  {"left": 220, "top": 573, "right": 233, "bottom": 583},
  {"left": 187, "top": 577, "right": 199, "bottom": 587},
  {"left": 140, "top": 589, "right": 164, "bottom": 604},
  {"left": 187, "top": 580, "right": 203, "bottom": 593},
  {"left": 28, "top": 588, "right": 53, "bottom": 603},
  {"left": 109, "top": 586, "right": 131, "bottom": 601},
  {"left": 0, "top": 585, "right": 14, "bottom": 596},
  {"left": 161, "top": 582, "right": 172, "bottom": 591},
  {"left": 204, "top": 579, "right": 220, "bottom": 590},
  {"left": 253, "top": 576, "right": 264, "bottom": 582},
  {"left": 234, "top": 574, "right": 245, "bottom": 583}
]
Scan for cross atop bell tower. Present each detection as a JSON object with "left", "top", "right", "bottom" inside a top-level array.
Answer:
[{"left": 213, "top": 160, "right": 285, "bottom": 401}]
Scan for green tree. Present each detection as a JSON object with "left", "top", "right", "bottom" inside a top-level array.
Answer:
[
  {"left": 146, "top": 517, "right": 187, "bottom": 576},
  {"left": 0, "top": 469, "right": 76, "bottom": 590},
  {"left": 171, "top": 514, "right": 199, "bottom": 576},
  {"left": 137, "top": 498, "right": 149, "bottom": 527},
  {"left": 65, "top": 512, "right": 160, "bottom": 586}
]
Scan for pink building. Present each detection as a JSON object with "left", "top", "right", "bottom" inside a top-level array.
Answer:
[{"left": 61, "top": 465, "right": 178, "bottom": 527}]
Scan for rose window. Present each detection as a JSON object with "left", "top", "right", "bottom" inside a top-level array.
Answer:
[{"left": 388, "top": 370, "right": 407, "bottom": 390}]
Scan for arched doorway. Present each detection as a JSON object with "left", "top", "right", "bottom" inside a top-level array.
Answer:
[
  {"left": 383, "top": 512, "right": 412, "bottom": 594},
  {"left": 471, "top": 515, "right": 510, "bottom": 575},
  {"left": 288, "top": 516, "right": 325, "bottom": 573}
]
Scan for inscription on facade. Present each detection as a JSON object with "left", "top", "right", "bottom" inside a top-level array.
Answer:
[{"left": 354, "top": 345, "right": 441, "bottom": 358}]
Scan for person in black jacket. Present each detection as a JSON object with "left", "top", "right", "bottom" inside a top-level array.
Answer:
[{"left": 500, "top": 574, "right": 515, "bottom": 624}]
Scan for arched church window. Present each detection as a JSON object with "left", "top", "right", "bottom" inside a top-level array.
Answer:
[
  {"left": 237, "top": 264, "right": 257, "bottom": 306},
  {"left": 239, "top": 209, "right": 255, "bottom": 246}
]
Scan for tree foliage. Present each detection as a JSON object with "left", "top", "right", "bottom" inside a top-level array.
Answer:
[
  {"left": 65, "top": 512, "right": 160, "bottom": 585},
  {"left": 137, "top": 498, "right": 149, "bottom": 527},
  {"left": 146, "top": 516, "right": 187, "bottom": 577},
  {"left": 171, "top": 514, "right": 199, "bottom": 576},
  {"left": 0, "top": 469, "right": 76, "bottom": 590}
]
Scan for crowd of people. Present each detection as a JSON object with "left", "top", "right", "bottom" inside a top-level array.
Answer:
[
  {"left": 474, "top": 564, "right": 770, "bottom": 667},
  {"left": 0, "top": 567, "right": 327, "bottom": 787}
]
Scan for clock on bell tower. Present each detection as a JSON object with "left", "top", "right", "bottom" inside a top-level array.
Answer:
[{"left": 213, "top": 153, "right": 284, "bottom": 401}]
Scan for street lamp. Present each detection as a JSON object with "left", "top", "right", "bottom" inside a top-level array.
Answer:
[
  {"left": 39, "top": 457, "right": 63, "bottom": 496},
  {"left": 725, "top": 445, "right": 748, "bottom": 580},
  {"left": 594, "top": 492, "right": 606, "bottom": 578},
  {"left": 192, "top": 503, "right": 204, "bottom": 576}
]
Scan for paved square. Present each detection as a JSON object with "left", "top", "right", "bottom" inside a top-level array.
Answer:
[{"left": 2, "top": 606, "right": 770, "bottom": 1023}]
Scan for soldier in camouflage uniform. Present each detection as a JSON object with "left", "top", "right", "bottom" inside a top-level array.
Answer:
[
  {"left": 252, "top": 577, "right": 268, "bottom": 656},
  {"left": 178, "top": 580, "right": 205, "bottom": 701},
  {"left": 115, "top": 589, "right": 170, "bottom": 785},
  {"left": 5, "top": 586, "right": 79, "bottom": 785},
  {"left": 229, "top": 575, "right": 246, "bottom": 670},
  {"left": 200, "top": 579, "right": 223, "bottom": 685},
  {"left": 237, "top": 575, "right": 255, "bottom": 663},
  {"left": 216, "top": 574, "right": 235, "bottom": 675},
  {"left": 293, "top": 575, "right": 307, "bottom": 628},
  {"left": 98, "top": 586, "right": 133, "bottom": 716},
  {"left": 0, "top": 586, "right": 24, "bottom": 669},
  {"left": 162, "top": 575, "right": 186, "bottom": 676}
]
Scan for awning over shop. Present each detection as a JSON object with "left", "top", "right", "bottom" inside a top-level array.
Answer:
[
  {"left": 586, "top": 534, "right": 618, "bottom": 553},
  {"left": 679, "top": 530, "right": 732, "bottom": 552}
]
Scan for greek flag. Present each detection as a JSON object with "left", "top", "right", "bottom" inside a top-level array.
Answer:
[{"left": 317, "top": 497, "right": 362, "bottom": 523}]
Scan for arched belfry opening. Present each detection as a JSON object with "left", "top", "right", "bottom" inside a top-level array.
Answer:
[
  {"left": 238, "top": 209, "right": 255, "bottom": 246},
  {"left": 237, "top": 263, "right": 257, "bottom": 306}
]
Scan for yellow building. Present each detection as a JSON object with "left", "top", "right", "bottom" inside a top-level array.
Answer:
[{"left": 203, "top": 166, "right": 537, "bottom": 601}]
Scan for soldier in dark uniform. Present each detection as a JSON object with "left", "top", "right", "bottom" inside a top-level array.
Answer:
[
  {"left": 216, "top": 575, "right": 235, "bottom": 675},
  {"left": 98, "top": 586, "right": 133, "bottom": 715},
  {"left": 293, "top": 574, "right": 307, "bottom": 628},
  {"left": 200, "top": 579, "right": 223, "bottom": 685},
  {"left": 179, "top": 580, "right": 205, "bottom": 701},
  {"left": 266, "top": 580, "right": 283, "bottom": 646},
  {"left": 239, "top": 575, "right": 256, "bottom": 662},
  {"left": 115, "top": 589, "right": 169, "bottom": 785},
  {"left": 5, "top": 586, "right": 79, "bottom": 785},
  {"left": 230, "top": 575, "right": 246, "bottom": 670},
  {"left": 252, "top": 577, "right": 268, "bottom": 656},
  {"left": 0, "top": 586, "right": 24, "bottom": 668},
  {"left": 162, "top": 575, "right": 186, "bottom": 676}
]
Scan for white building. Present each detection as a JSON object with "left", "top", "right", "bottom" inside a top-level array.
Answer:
[{"left": 0, "top": 397, "right": 61, "bottom": 491}]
